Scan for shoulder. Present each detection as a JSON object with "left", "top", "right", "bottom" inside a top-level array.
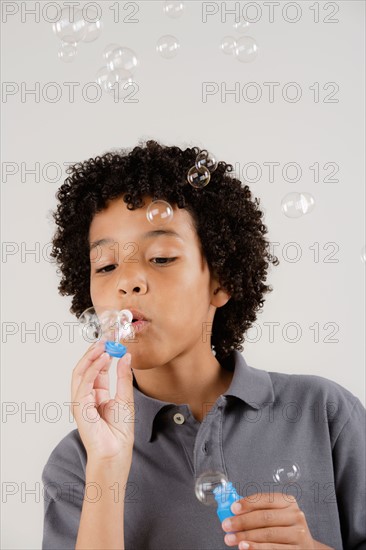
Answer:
[
  {"left": 42, "top": 429, "right": 86, "bottom": 483},
  {"left": 267, "top": 369, "right": 365, "bottom": 439}
]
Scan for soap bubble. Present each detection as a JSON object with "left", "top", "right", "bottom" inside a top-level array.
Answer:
[
  {"left": 58, "top": 42, "right": 77, "bottom": 63},
  {"left": 281, "top": 192, "right": 315, "bottom": 218},
  {"left": 220, "top": 36, "right": 237, "bottom": 55},
  {"left": 146, "top": 200, "right": 174, "bottom": 225},
  {"left": 163, "top": 1, "right": 185, "bottom": 18},
  {"left": 95, "top": 66, "right": 110, "bottom": 92},
  {"left": 234, "top": 36, "right": 258, "bottom": 63},
  {"left": 187, "top": 166, "right": 211, "bottom": 189},
  {"left": 195, "top": 150, "right": 218, "bottom": 172},
  {"left": 156, "top": 35, "right": 180, "bottom": 59},
  {"left": 103, "top": 43, "right": 121, "bottom": 60},
  {"left": 78, "top": 307, "right": 102, "bottom": 342},
  {"left": 195, "top": 471, "right": 229, "bottom": 506},
  {"left": 81, "top": 6, "right": 103, "bottom": 43},
  {"left": 78, "top": 306, "right": 134, "bottom": 345},
  {"left": 361, "top": 246, "right": 366, "bottom": 263},
  {"left": 106, "top": 47, "right": 138, "bottom": 72},
  {"left": 52, "top": 8, "right": 87, "bottom": 43},
  {"left": 233, "top": 19, "right": 250, "bottom": 33},
  {"left": 105, "top": 68, "right": 133, "bottom": 96},
  {"left": 273, "top": 461, "right": 301, "bottom": 483},
  {"left": 119, "top": 309, "right": 133, "bottom": 340}
]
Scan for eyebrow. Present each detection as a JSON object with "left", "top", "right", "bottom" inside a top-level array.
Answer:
[{"left": 89, "top": 229, "right": 184, "bottom": 251}]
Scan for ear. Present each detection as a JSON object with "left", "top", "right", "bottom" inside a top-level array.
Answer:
[{"left": 210, "top": 277, "right": 231, "bottom": 308}]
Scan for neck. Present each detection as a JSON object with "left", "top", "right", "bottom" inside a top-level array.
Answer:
[{"left": 132, "top": 345, "right": 233, "bottom": 423}]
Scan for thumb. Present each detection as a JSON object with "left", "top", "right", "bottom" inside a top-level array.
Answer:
[{"left": 115, "top": 352, "right": 134, "bottom": 408}]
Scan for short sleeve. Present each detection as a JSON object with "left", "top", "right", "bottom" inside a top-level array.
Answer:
[
  {"left": 41, "top": 430, "right": 86, "bottom": 550},
  {"left": 332, "top": 396, "right": 366, "bottom": 549}
]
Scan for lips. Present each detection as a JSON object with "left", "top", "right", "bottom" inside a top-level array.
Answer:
[{"left": 124, "top": 308, "right": 150, "bottom": 322}]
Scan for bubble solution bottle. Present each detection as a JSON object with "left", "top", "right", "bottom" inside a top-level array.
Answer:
[{"left": 213, "top": 482, "right": 244, "bottom": 532}]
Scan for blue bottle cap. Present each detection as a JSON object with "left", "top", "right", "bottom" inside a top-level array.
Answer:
[{"left": 104, "top": 341, "right": 127, "bottom": 358}]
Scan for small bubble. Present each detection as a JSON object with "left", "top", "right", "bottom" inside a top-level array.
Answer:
[
  {"left": 195, "top": 150, "right": 218, "bottom": 172},
  {"left": 187, "top": 166, "right": 211, "bottom": 189},
  {"left": 163, "top": 1, "right": 185, "bottom": 18},
  {"left": 146, "top": 200, "right": 174, "bottom": 225},
  {"left": 273, "top": 461, "right": 301, "bottom": 483},
  {"left": 103, "top": 43, "right": 121, "bottom": 60},
  {"left": 281, "top": 192, "right": 315, "bottom": 218},
  {"left": 234, "top": 36, "right": 258, "bottom": 63},
  {"left": 156, "top": 35, "right": 180, "bottom": 59},
  {"left": 106, "top": 47, "right": 138, "bottom": 73},
  {"left": 95, "top": 66, "right": 110, "bottom": 92},
  {"left": 220, "top": 36, "right": 237, "bottom": 55},
  {"left": 58, "top": 42, "right": 77, "bottom": 62},
  {"left": 105, "top": 68, "right": 133, "bottom": 97},
  {"left": 361, "top": 246, "right": 366, "bottom": 263},
  {"left": 52, "top": 8, "right": 86, "bottom": 43},
  {"left": 233, "top": 19, "right": 250, "bottom": 33},
  {"left": 81, "top": 6, "right": 103, "bottom": 42}
]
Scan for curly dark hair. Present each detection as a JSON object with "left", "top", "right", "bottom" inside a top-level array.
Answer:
[{"left": 50, "top": 139, "right": 279, "bottom": 361}]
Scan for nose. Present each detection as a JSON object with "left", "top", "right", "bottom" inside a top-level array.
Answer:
[{"left": 115, "top": 265, "right": 147, "bottom": 295}]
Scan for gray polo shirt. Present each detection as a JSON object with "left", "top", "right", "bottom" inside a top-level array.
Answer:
[{"left": 42, "top": 350, "right": 366, "bottom": 550}]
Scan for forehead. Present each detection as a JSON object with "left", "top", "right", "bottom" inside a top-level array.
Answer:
[{"left": 89, "top": 196, "right": 198, "bottom": 247}]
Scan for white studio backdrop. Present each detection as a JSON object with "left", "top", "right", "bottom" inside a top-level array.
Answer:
[{"left": 1, "top": 1, "right": 365, "bottom": 548}]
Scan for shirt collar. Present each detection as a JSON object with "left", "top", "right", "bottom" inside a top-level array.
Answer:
[{"left": 132, "top": 350, "right": 275, "bottom": 443}]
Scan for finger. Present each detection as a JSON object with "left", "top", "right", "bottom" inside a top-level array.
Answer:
[
  {"left": 115, "top": 353, "right": 134, "bottom": 407},
  {"left": 237, "top": 542, "right": 291, "bottom": 550},
  {"left": 94, "top": 360, "right": 113, "bottom": 408},
  {"left": 222, "top": 507, "right": 300, "bottom": 533},
  {"left": 231, "top": 494, "right": 297, "bottom": 515},
  {"left": 71, "top": 340, "right": 107, "bottom": 400},
  {"left": 74, "top": 351, "right": 112, "bottom": 403},
  {"left": 226, "top": 525, "right": 305, "bottom": 547}
]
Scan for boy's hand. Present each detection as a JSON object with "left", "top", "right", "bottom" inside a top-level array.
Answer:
[
  {"left": 221, "top": 493, "right": 331, "bottom": 549},
  {"left": 70, "top": 340, "right": 135, "bottom": 464}
]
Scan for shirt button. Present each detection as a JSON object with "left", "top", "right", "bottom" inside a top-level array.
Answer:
[{"left": 173, "top": 413, "right": 185, "bottom": 424}]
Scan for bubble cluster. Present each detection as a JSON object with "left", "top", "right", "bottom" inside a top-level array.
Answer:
[
  {"left": 95, "top": 44, "right": 138, "bottom": 97},
  {"left": 272, "top": 461, "right": 301, "bottom": 483},
  {"left": 281, "top": 192, "right": 315, "bottom": 218},
  {"left": 52, "top": 7, "right": 103, "bottom": 62},
  {"left": 146, "top": 200, "right": 174, "bottom": 226},
  {"left": 163, "top": 1, "right": 185, "bottom": 18},
  {"left": 220, "top": 17, "right": 257, "bottom": 63},
  {"left": 187, "top": 149, "right": 219, "bottom": 189},
  {"left": 78, "top": 306, "right": 135, "bottom": 347},
  {"left": 195, "top": 471, "right": 229, "bottom": 506},
  {"left": 156, "top": 35, "right": 180, "bottom": 59}
]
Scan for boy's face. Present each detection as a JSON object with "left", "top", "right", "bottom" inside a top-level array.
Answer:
[{"left": 88, "top": 195, "right": 230, "bottom": 367}]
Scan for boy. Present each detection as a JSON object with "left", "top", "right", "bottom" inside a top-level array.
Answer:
[{"left": 42, "top": 140, "right": 365, "bottom": 549}]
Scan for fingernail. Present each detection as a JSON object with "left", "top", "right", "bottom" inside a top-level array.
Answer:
[
  {"left": 239, "top": 543, "right": 250, "bottom": 550},
  {"left": 232, "top": 502, "right": 242, "bottom": 513},
  {"left": 222, "top": 519, "right": 232, "bottom": 530},
  {"left": 125, "top": 353, "right": 131, "bottom": 365}
]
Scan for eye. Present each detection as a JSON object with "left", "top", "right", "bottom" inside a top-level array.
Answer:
[
  {"left": 151, "top": 257, "right": 177, "bottom": 265},
  {"left": 95, "top": 264, "right": 116, "bottom": 273}
]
